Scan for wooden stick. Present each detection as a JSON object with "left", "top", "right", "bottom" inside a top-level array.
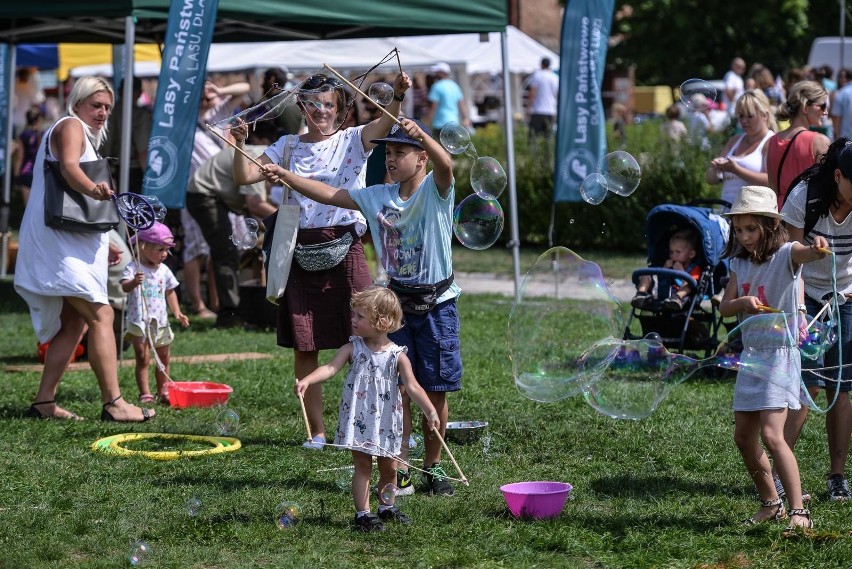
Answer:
[
  {"left": 298, "top": 392, "right": 313, "bottom": 442},
  {"left": 816, "top": 247, "right": 833, "bottom": 255},
  {"left": 755, "top": 305, "right": 780, "bottom": 313},
  {"left": 322, "top": 63, "right": 401, "bottom": 124},
  {"left": 808, "top": 300, "right": 834, "bottom": 329},
  {"left": 204, "top": 124, "right": 267, "bottom": 169},
  {"left": 431, "top": 426, "right": 469, "bottom": 486}
]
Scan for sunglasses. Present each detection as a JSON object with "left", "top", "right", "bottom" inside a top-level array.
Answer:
[
  {"left": 809, "top": 101, "right": 828, "bottom": 112},
  {"left": 302, "top": 74, "right": 342, "bottom": 92}
]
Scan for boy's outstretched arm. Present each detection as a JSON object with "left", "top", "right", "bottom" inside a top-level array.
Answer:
[
  {"left": 400, "top": 118, "right": 454, "bottom": 197},
  {"left": 270, "top": 165, "right": 361, "bottom": 211}
]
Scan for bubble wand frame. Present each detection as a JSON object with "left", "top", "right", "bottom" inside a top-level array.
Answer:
[
  {"left": 322, "top": 63, "right": 401, "bottom": 125},
  {"left": 431, "top": 426, "right": 469, "bottom": 486}
]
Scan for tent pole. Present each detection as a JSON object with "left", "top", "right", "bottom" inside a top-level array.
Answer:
[
  {"left": 1, "top": 43, "right": 15, "bottom": 279},
  {"left": 119, "top": 16, "right": 135, "bottom": 195},
  {"left": 501, "top": 29, "right": 521, "bottom": 296}
]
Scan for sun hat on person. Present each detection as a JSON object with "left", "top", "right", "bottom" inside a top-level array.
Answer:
[
  {"left": 130, "top": 221, "right": 176, "bottom": 247},
  {"left": 722, "top": 186, "right": 784, "bottom": 220},
  {"left": 370, "top": 119, "right": 432, "bottom": 150},
  {"left": 430, "top": 62, "right": 451, "bottom": 75}
]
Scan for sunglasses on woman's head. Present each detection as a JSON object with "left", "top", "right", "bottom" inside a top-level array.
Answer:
[{"left": 303, "top": 74, "right": 341, "bottom": 92}]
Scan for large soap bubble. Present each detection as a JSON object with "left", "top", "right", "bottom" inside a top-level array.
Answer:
[
  {"left": 439, "top": 121, "right": 471, "bottom": 155},
  {"left": 598, "top": 151, "right": 641, "bottom": 197},
  {"left": 470, "top": 156, "right": 507, "bottom": 200},
  {"left": 679, "top": 78, "right": 718, "bottom": 110},
  {"left": 453, "top": 194, "right": 504, "bottom": 250},
  {"left": 579, "top": 174, "right": 608, "bottom": 205},
  {"left": 230, "top": 217, "right": 259, "bottom": 250},
  {"left": 508, "top": 247, "right": 626, "bottom": 402}
]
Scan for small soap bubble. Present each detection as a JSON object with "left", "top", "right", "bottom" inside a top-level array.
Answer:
[
  {"left": 679, "top": 78, "right": 717, "bottom": 110},
  {"left": 367, "top": 82, "right": 395, "bottom": 106},
  {"left": 470, "top": 156, "right": 507, "bottom": 199},
  {"left": 230, "top": 217, "right": 259, "bottom": 250},
  {"left": 481, "top": 435, "right": 492, "bottom": 455},
  {"left": 453, "top": 194, "right": 504, "bottom": 250},
  {"left": 569, "top": 219, "right": 575, "bottom": 224},
  {"left": 215, "top": 408, "right": 240, "bottom": 436},
  {"left": 336, "top": 466, "right": 354, "bottom": 491},
  {"left": 379, "top": 483, "right": 397, "bottom": 506},
  {"left": 579, "top": 174, "right": 608, "bottom": 205},
  {"left": 128, "top": 540, "right": 151, "bottom": 566},
  {"left": 409, "top": 433, "right": 424, "bottom": 460},
  {"left": 144, "top": 195, "right": 167, "bottom": 221},
  {"left": 186, "top": 497, "right": 202, "bottom": 517},
  {"left": 439, "top": 121, "right": 471, "bottom": 154},
  {"left": 274, "top": 501, "right": 302, "bottom": 529}
]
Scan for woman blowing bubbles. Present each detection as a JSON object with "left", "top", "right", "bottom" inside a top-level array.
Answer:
[
  {"left": 233, "top": 71, "right": 411, "bottom": 449},
  {"left": 14, "top": 76, "right": 152, "bottom": 422}
]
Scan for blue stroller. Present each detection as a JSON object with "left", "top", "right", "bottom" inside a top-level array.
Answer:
[{"left": 623, "top": 200, "right": 731, "bottom": 357}]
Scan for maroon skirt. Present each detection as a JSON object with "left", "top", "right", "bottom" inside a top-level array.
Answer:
[{"left": 276, "top": 225, "right": 372, "bottom": 351}]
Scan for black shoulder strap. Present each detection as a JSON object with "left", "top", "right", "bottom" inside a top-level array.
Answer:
[
  {"left": 802, "top": 180, "right": 821, "bottom": 238},
  {"left": 775, "top": 128, "right": 806, "bottom": 191}
]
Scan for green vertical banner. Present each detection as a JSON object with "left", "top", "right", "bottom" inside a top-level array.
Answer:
[
  {"left": 143, "top": 0, "right": 219, "bottom": 208},
  {"left": 554, "top": 0, "right": 614, "bottom": 202}
]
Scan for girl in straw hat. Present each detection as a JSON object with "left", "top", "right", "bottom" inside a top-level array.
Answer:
[{"left": 719, "top": 185, "right": 828, "bottom": 534}]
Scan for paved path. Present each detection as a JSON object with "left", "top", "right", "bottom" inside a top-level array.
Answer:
[{"left": 455, "top": 271, "right": 635, "bottom": 302}]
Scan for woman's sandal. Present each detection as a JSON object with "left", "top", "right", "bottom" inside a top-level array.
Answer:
[
  {"left": 782, "top": 508, "right": 813, "bottom": 537},
  {"left": 743, "top": 497, "right": 787, "bottom": 525},
  {"left": 100, "top": 396, "right": 153, "bottom": 422},
  {"left": 25, "top": 400, "right": 82, "bottom": 421}
]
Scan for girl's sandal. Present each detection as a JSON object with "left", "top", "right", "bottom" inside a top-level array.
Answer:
[
  {"left": 782, "top": 508, "right": 813, "bottom": 537},
  {"left": 25, "top": 400, "right": 83, "bottom": 421},
  {"left": 743, "top": 498, "right": 787, "bottom": 525},
  {"left": 139, "top": 394, "right": 156, "bottom": 405}
]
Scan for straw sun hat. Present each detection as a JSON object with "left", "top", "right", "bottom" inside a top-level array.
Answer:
[{"left": 722, "top": 186, "right": 784, "bottom": 220}]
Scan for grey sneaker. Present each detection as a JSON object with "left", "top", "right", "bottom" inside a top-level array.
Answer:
[
  {"left": 424, "top": 463, "right": 455, "bottom": 496},
  {"left": 827, "top": 473, "right": 851, "bottom": 501}
]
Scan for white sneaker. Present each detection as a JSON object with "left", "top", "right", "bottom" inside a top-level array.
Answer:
[{"left": 302, "top": 435, "right": 326, "bottom": 450}]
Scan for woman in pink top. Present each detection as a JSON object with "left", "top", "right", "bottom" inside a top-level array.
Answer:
[{"left": 764, "top": 81, "right": 831, "bottom": 208}]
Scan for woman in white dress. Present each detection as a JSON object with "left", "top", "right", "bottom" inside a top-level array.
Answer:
[
  {"left": 706, "top": 89, "right": 776, "bottom": 206},
  {"left": 14, "top": 76, "right": 153, "bottom": 422}
]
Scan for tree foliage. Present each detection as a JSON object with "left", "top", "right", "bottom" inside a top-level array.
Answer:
[{"left": 605, "top": 0, "right": 843, "bottom": 85}]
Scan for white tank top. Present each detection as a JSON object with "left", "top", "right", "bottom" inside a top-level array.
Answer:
[{"left": 720, "top": 131, "right": 773, "bottom": 205}]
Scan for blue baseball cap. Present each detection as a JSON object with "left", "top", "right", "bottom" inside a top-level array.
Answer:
[{"left": 370, "top": 119, "right": 431, "bottom": 149}]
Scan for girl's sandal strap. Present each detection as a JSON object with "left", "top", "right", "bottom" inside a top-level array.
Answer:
[
  {"left": 782, "top": 508, "right": 813, "bottom": 536},
  {"left": 743, "top": 498, "right": 786, "bottom": 525}
]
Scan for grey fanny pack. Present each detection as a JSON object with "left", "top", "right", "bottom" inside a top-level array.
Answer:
[{"left": 293, "top": 232, "right": 353, "bottom": 271}]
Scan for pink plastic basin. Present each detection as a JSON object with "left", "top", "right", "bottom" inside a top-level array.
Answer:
[
  {"left": 169, "top": 381, "right": 233, "bottom": 409},
  {"left": 500, "top": 481, "right": 572, "bottom": 519}
]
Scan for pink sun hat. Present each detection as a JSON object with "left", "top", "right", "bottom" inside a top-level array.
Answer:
[{"left": 130, "top": 221, "right": 175, "bottom": 247}]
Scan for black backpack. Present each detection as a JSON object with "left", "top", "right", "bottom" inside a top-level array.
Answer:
[{"left": 782, "top": 174, "right": 821, "bottom": 238}]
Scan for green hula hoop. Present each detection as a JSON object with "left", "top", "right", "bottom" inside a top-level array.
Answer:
[{"left": 92, "top": 433, "right": 241, "bottom": 461}]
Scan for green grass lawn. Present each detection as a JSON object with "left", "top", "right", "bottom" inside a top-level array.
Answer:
[{"left": 1, "top": 291, "right": 851, "bottom": 568}]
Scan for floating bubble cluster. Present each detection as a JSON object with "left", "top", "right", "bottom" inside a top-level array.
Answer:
[
  {"left": 144, "top": 195, "right": 168, "bottom": 221},
  {"left": 409, "top": 433, "right": 424, "bottom": 460},
  {"left": 215, "top": 408, "right": 240, "bottom": 436},
  {"left": 274, "top": 501, "right": 302, "bottom": 529},
  {"left": 128, "top": 540, "right": 151, "bottom": 566},
  {"left": 452, "top": 194, "right": 504, "bottom": 250},
  {"left": 575, "top": 151, "right": 643, "bottom": 205},
  {"left": 679, "top": 78, "right": 718, "bottom": 110},
  {"left": 437, "top": 122, "right": 506, "bottom": 249},
  {"left": 509, "top": 247, "right": 843, "bottom": 419},
  {"left": 579, "top": 174, "right": 608, "bottom": 205},
  {"left": 368, "top": 82, "right": 395, "bottom": 106},
  {"left": 336, "top": 466, "right": 354, "bottom": 491},
  {"left": 230, "top": 217, "right": 259, "bottom": 250}
]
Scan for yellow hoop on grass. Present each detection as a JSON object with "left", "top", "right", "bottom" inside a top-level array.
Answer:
[{"left": 92, "top": 433, "right": 241, "bottom": 461}]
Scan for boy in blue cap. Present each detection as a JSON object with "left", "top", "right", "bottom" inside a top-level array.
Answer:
[{"left": 265, "top": 117, "right": 460, "bottom": 496}]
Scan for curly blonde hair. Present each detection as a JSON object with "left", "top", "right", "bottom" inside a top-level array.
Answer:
[{"left": 351, "top": 286, "right": 403, "bottom": 333}]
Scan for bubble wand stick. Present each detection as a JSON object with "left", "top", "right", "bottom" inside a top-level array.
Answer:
[
  {"left": 808, "top": 299, "right": 835, "bottom": 329},
  {"left": 430, "top": 426, "right": 469, "bottom": 486},
  {"left": 298, "top": 392, "right": 313, "bottom": 442}
]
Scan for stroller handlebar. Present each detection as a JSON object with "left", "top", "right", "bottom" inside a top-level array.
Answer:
[{"left": 631, "top": 267, "right": 701, "bottom": 290}]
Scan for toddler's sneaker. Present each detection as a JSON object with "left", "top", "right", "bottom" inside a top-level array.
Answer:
[
  {"left": 663, "top": 295, "right": 685, "bottom": 311},
  {"left": 378, "top": 506, "right": 412, "bottom": 525},
  {"left": 396, "top": 469, "right": 415, "bottom": 496},
  {"left": 352, "top": 512, "right": 385, "bottom": 532},
  {"left": 302, "top": 435, "right": 326, "bottom": 450},
  {"left": 424, "top": 463, "right": 455, "bottom": 496},
  {"left": 631, "top": 291, "right": 652, "bottom": 309},
  {"left": 827, "top": 472, "right": 851, "bottom": 501}
]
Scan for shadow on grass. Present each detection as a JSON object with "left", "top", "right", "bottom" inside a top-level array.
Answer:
[{"left": 590, "top": 473, "right": 727, "bottom": 498}]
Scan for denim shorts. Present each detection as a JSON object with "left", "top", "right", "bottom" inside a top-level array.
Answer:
[
  {"left": 802, "top": 296, "right": 852, "bottom": 392},
  {"left": 388, "top": 298, "right": 462, "bottom": 392}
]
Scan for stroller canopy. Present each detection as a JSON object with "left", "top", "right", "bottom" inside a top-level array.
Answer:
[{"left": 643, "top": 204, "right": 730, "bottom": 269}]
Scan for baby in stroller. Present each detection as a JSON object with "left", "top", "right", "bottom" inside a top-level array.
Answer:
[{"left": 631, "top": 228, "right": 703, "bottom": 311}]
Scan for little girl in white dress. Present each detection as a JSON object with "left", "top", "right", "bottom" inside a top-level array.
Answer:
[{"left": 296, "top": 286, "right": 439, "bottom": 532}]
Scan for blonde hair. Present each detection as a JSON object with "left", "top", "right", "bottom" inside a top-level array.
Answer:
[
  {"left": 66, "top": 76, "right": 114, "bottom": 147},
  {"left": 777, "top": 80, "right": 826, "bottom": 121},
  {"left": 735, "top": 89, "right": 777, "bottom": 132},
  {"left": 351, "top": 286, "right": 403, "bottom": 333}
]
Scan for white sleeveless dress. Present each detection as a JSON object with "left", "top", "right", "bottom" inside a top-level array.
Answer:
[
  {"left": 334, "top": 336, "right": 405, "bottom": 457},
  {"left": 14, "top": 116, "right": 109, "bottom": 343},
  {"left": 719, "top": 131, "right": 773, "bottom": 206}
]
